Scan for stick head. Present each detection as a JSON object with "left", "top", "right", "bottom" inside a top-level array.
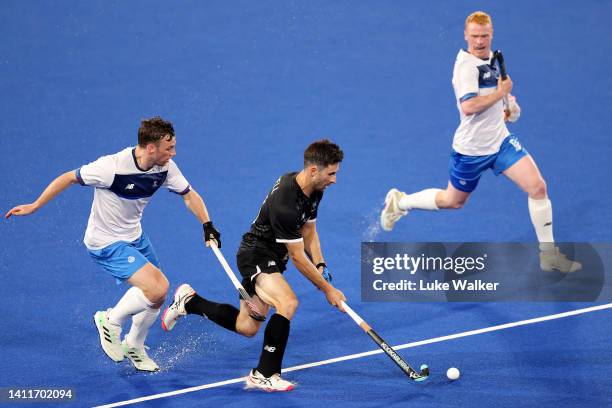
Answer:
[{"left": 413, "top": 364, "right": 430, "bottom": 382}]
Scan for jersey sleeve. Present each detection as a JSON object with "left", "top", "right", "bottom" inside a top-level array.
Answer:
[
  {"left": 269, "top": 201, "right": 303, "bottom": 243},
  {"left": 76, "top": 154, "right": 116, "bottom": 188},
  {"left": 163, "top": 160, "right": 191, "bottom": 195},
  {"left": 306, "top": 194, "right": 322, "bottom": 223},
  {"left": 455, "top": 62, "right": 479, "bottom": 102},
  {"left": 306, "top": 211, "right": 317, "bottom": 223}
]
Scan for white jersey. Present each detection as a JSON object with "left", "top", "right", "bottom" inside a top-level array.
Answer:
[
  {"left": 452, "top": 49, "right": 510, "bottom": 156},
  {"left": 76, "top": 147, "right": 190, "bottom": 250}
]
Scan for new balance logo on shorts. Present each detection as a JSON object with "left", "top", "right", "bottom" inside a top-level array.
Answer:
[
  {"left": 267, "top": 260, "right": 276, "bottom": 267},
  {"left": 125, "top": 183, "right": 135, "bottom": 190},
  {"left": 264, "top": 345, "right": 276, "bottom": 352},
  {"left": 509, "top": 138, "right": 522, "bottom": 152}
]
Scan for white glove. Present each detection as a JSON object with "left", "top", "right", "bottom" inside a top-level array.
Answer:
[{"left": 505, "top": 94, "right": 521, "bottom": 123}]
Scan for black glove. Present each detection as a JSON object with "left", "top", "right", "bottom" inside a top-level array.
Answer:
[
  {"left": 203, "top": 221, "right": 221, "bottom": 248},
  {"left": 317, "top": 262, "right": 332, "bottom": 283}
]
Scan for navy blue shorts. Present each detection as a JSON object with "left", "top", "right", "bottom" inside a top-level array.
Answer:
[{"left": 449, "top": 135, "right": 528, "bottom": 193}]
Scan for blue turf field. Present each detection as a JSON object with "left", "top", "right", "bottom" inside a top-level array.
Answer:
[{"left": 1, "top": 1, "right": 611, "bottom": 407}]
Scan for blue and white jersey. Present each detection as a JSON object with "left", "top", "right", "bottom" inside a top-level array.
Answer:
[
  {"left": 452, "top": 49, "right": 510, "bottom": 156},
  {"left": 76, "top": 147, "right": 190, "bottom": 250}
]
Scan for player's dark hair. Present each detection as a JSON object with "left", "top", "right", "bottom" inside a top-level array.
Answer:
[
  {"left": 138, "top": 116, "right": 175, "bottom": 147},
  {"left": 304, "top": 139, "right": 344, "bottom": 168}
]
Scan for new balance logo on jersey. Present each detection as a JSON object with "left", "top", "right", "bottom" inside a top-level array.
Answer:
[
  {"left": 125, "top": 184, "right": 135, "bottom": 190},
  {"left": 483, "top": 71, "right": 491, "bottom": 79},
  {"left": 264, "top": 345, "right": 276, "bottom": 352}
]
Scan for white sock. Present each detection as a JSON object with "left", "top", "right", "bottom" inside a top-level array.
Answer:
[
  {"left": 126, "top": 307, "right": 160, "bottom": 349},
  {"left": 399, "top": 188, "right": 441, "bottom": 211},
  {"left": 528, "top": 197, "right": 555, "bottom": 251},
  {"left": 107, "top": 287, "right": 153, "bottom": 327}
]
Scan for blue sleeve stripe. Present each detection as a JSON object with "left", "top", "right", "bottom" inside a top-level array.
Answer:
[
  {"left": 172, "top": 185, "right": 191, "bottom": 195},
  {"left": 75, "top": 168, "right": 85, "bottom": 186},
  {"left": 459, "top": 92, "right": 477, "bottom": 102}
]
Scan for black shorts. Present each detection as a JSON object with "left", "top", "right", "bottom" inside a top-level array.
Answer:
[{"left": 236, "top": 247, "right": 286, "bottom": 298}]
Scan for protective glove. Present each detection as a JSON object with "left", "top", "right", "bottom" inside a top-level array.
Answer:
[
  {"left": 505, "top": 94, "right": 521, "bottom": 123},
  {"left": 203, "top": 221, "right": 221, "bottom": 248},
  {"left": 317, "top": 262, "right": 333, "bottom": 283}
]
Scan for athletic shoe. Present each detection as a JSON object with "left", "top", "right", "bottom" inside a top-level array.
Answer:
[
  {"left": 121, "top": 339, "right": 159, "bottom": 372},
  {"left": 540, "top": 247, "right": 582, "bottom": 273},
  {"left": 380, "top": 188, "right": 408, "bottom": 231},
  {"left": 94, "top": 309, "right": 124, "bottom": 362},
  {"left": 245, "top": 369, "right": 295, "bottom": 392},
  {"left": 161, "top": 283, "right": 196, "bottom": 331}
]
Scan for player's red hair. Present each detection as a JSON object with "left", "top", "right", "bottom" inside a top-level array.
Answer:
[{"left": 465, "top": 11, "right": 492, "bottom": 28}]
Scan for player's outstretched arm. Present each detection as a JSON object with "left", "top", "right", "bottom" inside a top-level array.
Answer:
[
  {"left": 5, "top": 170, "right": 79, "bottom": 219},
  {"left": 301, "top": 222, "right": 332, "bottom": 282},
  {"left": 285, "top": 240, "right": 346, "bottom": 312},
  {"left": 300, "top": 222, "right": 324, "bottom": 267}
]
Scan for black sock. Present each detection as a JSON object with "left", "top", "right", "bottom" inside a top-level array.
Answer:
[
  {"left": 185, "top": 294, "right": 239, "bottom": 332},
  {"left": 256, "top": 313, "right": 290, "bottom": 377}
]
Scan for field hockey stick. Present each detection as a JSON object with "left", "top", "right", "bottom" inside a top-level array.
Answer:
[
  {"left": 209, "top": 242, "right": 266, "bottom": 321},
  {"left": 341, "top": 301, "right": 429, "bottom": 382},
  {"left": 493, "top": 50, "right": 509, "bottom": 107}
]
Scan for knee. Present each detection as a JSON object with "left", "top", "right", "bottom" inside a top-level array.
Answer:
[
  {"left": 438, "top": 190, "right": 469, "bottom": 209},
  {"left": 148, "top": 273, "right": 169, "bottom": 305},
  {"left": 527, "top": 178, "right": 547, "bottom": 199},
  {"left": 239, "top": 326, "right": 259, "bottom": 338},
  {"left": 277, "top": 296, "right": 299, "bottom": 318},
  {"left": 159, "top": 275, "right": 170, "bottom": 298},
  {"left": 443, "top": 196, "right": 467, "bottom": 209},
  {"left": 448, "top": 199, "right": 466, "bottom": 209}
]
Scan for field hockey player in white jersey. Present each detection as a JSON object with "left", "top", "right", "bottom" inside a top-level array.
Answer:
[
  {"left": 380, "top": 11, "right": 580, "bottom": 273},
  {"left": 5, "top": 116, "right": 222, "bottom": 371}
]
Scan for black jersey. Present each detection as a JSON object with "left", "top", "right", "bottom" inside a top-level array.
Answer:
[{"left": 238, "top": 172, "right": 323, "bottom": 269}]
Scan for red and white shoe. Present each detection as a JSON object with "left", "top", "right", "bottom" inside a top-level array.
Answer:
[
  {"left": 161, "top": 284, "right": 196, "bottom": 331},
  {"left": 245, "top": 369, "right": 295, "bottom": 392}
]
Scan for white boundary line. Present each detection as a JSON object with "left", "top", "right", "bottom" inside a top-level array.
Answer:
[{"left": 95, "top": 303, "right": 612, "bottom": 408}]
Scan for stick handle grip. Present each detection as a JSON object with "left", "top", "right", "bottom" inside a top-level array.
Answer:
[
  {"left": 493, "top": 50, "right": 510, "bottom": 106},
  {"left": 341, "top": 301, "right": 371, "bottom": 331}
]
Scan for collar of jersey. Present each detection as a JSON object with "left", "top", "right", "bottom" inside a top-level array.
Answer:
[{"left": 132, "top": 147, "right": 151, "bottom": 172}]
